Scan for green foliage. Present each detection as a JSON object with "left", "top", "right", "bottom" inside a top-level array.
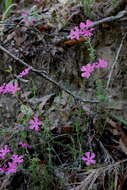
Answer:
[
  {"left": 29, "top": 157, "right": 40, "bottom": 170},
  {"left": 28, "top": 158, "right": 54, "bottom": 190},
  {"left": 95, "top": 79, "right": 109, "bottom": 102},
  {"left": 112, "top": 0, "right": 118, "bottom": 5},
  {"left": 20, "top": 104, "right": 34, "bottom": 117},
  {"left": 81, "top": 0, "right": 94, "bottom": 16},
  {"left": 112, "top": 114, "right": 127, "bottom": 125},
  {"left": 3, "top": 0, "right": 13, "bottom": 17},
  {"left": 86, "top": 38, "right": 96, "bottom": 62},
  {"left": 3, "top": 0, "right": 13, "bottom": 10}
]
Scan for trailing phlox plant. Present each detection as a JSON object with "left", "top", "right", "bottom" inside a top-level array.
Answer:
[
  {"left": 68, "top": 20, "right": 108, "bottom": 78},
  {"left": 0, "top": 17, "right": 110, "bottom": 178},
  {"left": 0, "top": 67, "right": 42, "bottom": 175}
]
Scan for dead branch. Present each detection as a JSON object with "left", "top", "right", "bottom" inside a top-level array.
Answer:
[
  {"left": 0, "top": 44, "right": 99, "bottom": 106},
  {"left": 70, "top": 158, "right": 127, "bottom": 190},
  {"left": 92, "top": 10, "right": 127, "bottom": 27}
]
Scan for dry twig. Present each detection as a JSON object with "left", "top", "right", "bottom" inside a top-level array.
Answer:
[
  {"left": 0, "top": 44, "right": 99, "bottom": 106},
  {"left": 106, "top": 33, "right": 127, "bottom": 89},
  {"left": 70, "top": 159, "right": 127, "bottom": 190},
  {"left": 92, "top": 10, "right": 127, "bottom": 27}
]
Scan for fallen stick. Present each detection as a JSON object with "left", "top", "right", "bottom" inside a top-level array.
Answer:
[{"left": 0, "top": 44, "right": 99, "bottom": 107}]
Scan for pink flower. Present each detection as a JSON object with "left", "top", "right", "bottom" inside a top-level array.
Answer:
[
  {"left": 0, "top": 165, "right": 7, "bottom": 174},
  {"left": 0, "top": 82, "right": 21, "bottom": 95},
  {"left": 81, "top": 63, "right": 95, "bottom": 78},
  {"left": 81, "top": 72, "right": 91, "bottom": 78},
  {"left": 81, "top": 66, "right": 86, "bottom": 72},
  {"left": 82, "top": 152, "right": 96, "bottom": 166},
  {"left": 79, "top": 22, "right": 86, "bottom": 29},
  {"left": 68, "top": 26, "right": 81, "bottom": 40},
  {"left": 4, "top": 154, "right": 24, "bottom": 175},
  {"left": 68, "top": 20, "right": 94, "bottom": 40},
  {"left": 85, "top": 20, "right": 94, "bottom": 28},
  {"left": 0, "top": 154, "right": 24, "bottom": 175},
  {"left": 29, "top": 116, "right": 42, "bottom": 131},
  {"left": 0, "top": 81, "right": 21, "bottom": 95},
  {"left": 80, "top": 20, "right": 93, "bottom": 29},
  {"left": 81, "top": 64, "right": 95, "bottom": 73},
  {"left": 81, "top": 59, "right": 108, "bottom": 78},
  {"left": 95, "top": 59, "right": 108, "bottom": 68},
  {"left": 17, "top": 67, "right": 31, "bottom": 78},
  {"left": 80, "top": 28, "right": 94, "bottom": 37},
  {"left": 18, "top": 142, "right": 32, "bottom": 149},
  {"left": 0, "top": 84, "right": 5, "bottom": 94},
  {"left": 6, "top": 162, "right": 17, "bottom": 174},
  {"left": 11, "top": 154, "right": 24, "bottom": 163},
  {"left": 0, "top": 145, "right": 10, "bottom": 159},
  {"left": 4, "top": 82, "right": 21, "bottom": 95}
]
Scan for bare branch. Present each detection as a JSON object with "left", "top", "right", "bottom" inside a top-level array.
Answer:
[
  {"left": 0, "top": 44, "right": 99, "bottom": 105},
  {"left": 92, "top": 11, "right": 127, "bottom": 27}
]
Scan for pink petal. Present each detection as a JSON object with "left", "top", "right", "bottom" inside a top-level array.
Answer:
[
  {"left": 81, "top": 72, "right": 91, "bottom": 78},
  {"left": 80, "top": 22, "right": 86, "bottom": 28},
  {"left": 86, "top": 20, "right": 93, "bottom": 27},
  {"left": 82, "top": 156, "right": 88, "bottom": 161},
  {"left": 85, "top": 152, "right": 90, "bottom": 158},
  {"left": 90, "top": 159, "right": 96, "bottom": 164},
  {"left": 81, "top": 66, "right": 87, "bottom": 72},
  {"left": 85, "top": 161, "right": 91, "bottom": 166},
  {"left": 90, "top": 153, "right": 96, "bottom": 159}
]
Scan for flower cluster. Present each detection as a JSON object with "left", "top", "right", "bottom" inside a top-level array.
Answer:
[
  {"left": 81, "top": 59, "right": 108, "bottom": 78},
  {"left": 17, "top": 67, "right": 31, "bottom": 78},
  {"left": 0, "top": 82, "right": 21, "bottom": 95},
  {"left": 0, "top": 145, "right": 24, "bottom": 175},
  {"left": 68, "top": 20, "right": 94, "bottom": 40},
  {"left": 18, "top": 142, "right": 32, "bottom": 149},
  {"left": 82, "top": 152, "right": 96, "bottom": 166},
  {"left": 28, "top": 116, "right": 42, "bottom": 131},
  {"left": 6, "top": 154, "right": 24, "bottom": 175},
  {"left": 0, "top": 67, "right": 32, "bottom": 95}
]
